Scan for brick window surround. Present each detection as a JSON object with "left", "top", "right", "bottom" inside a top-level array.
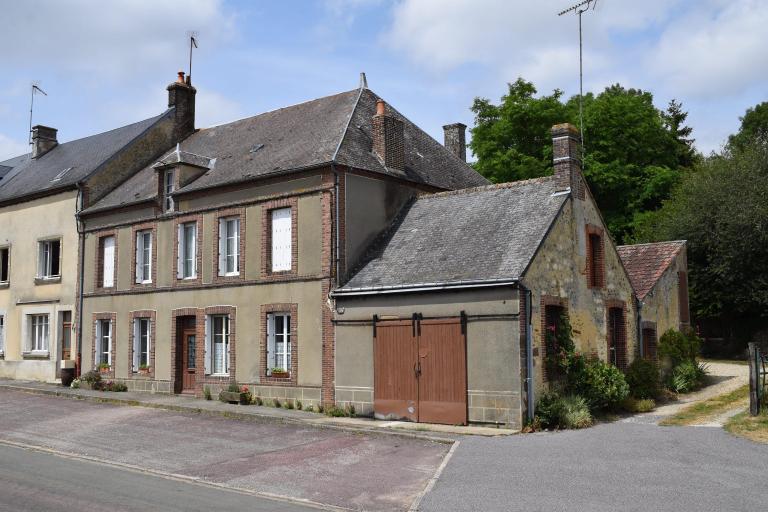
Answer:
[
  {"left": 540, "top": 295, "right": 567, "bottom": 382},
  {"left": 261, "top": 197, "right": 299, "bottom": 280},
  {"left": 172, "top": 214, "right": 203, "bottom": 286},
  {"left": 260, "top": 303, "right": 299, "bottom": 386},
  {"left": 585, "top": 224, "right": 605, "bottom": 289},
  {"left": 641, "top": 320, "right": 658, "bottom": 361},
  {"left": 130, "top": 222, "right": 158, "bottom": 290},
  {"left": 94, "top": 230, "right": 118, "bottom": 293},
  {"left": 92, "top": 312, "right": 117, "bottom": 378},
  {"left": 128, "top": 310, "right": 156, "bottom": 378},
  {"left": 213, "top": 207, "right": 246, "bottom": 283},
  {"left": 606, "top": 299, "right": 628, "bottom": 370}
]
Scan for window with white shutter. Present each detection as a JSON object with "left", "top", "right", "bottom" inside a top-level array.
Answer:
[
  {"left": 96, "top": 319, "right": 111, "bottom": 366},
  {"left": 135, "top": 230, "right": 152, "bottom": 283},
  {"left": 101, "top": 236, "right": 115, "bottom": 288},
  {"left": 132, "top": 318, "right": 150, "bottom": 371},
  {"left": 267, "top": 312, "right": 291, "bottom": 375},
  {"left": 218, "top": 217, "right": 240, "bottom": 276},
  {"left": 271, "top": 208, "right": 292, "bottom": 272},
  {"left": 206, "top": 314, "right": 229, "bottom": 375},
  {"left": 177, "top": 222, "right": 197, "bottom": 279}
]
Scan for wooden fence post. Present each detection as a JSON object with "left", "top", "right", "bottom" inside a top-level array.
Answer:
[{"left": 749, "top": 343, "right": 759, "bottom": 416}]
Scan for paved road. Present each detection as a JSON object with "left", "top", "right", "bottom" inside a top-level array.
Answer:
[
  {"left": 0, "top": 443, "right": 318, "bottom": 512},
  {"left": 0, "top": 390, "right": 448, "bottom": 511},
  {"left": 421, "top": 422, "right": 768, "bottom": 512}
]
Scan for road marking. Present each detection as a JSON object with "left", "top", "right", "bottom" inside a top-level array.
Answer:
[
  {"left": 0, "top": 437, "right": 349, "bottom": 512},
  {"left": 409, "top": 439, "right": 460, "bottom": 512}
]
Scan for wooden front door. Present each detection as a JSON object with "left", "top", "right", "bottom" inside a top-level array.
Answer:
[
  {"left": 182, "top": 329, "right": 197, "bottom": 393},
  {"left": 61, "top": 311, "right": 72, "bottom": 361},
  {"left": 374, "top": 320, "right": 418, "bottom": 422}
]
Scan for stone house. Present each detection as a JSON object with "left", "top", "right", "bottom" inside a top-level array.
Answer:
[{"left": 0, "top": 73, "right": 192, "bottom": 381}]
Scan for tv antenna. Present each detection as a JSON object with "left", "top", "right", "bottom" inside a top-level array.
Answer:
[
  {"left": 187, "top": 31, "right": 199, "bottom": 84},
  {"left": 28, "top": 82, "right": 48, "bottom": 145},
  {"left": 558, "top": 0, "right": 597, "bottom": 150}
]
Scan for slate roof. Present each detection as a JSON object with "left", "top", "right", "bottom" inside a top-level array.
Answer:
[
  {"left": 337, "top": 176, "right": 568, "bottom": 293},
  {"left": 84, "top": 88, "right": 487, "bottom": 214},
  {"left": 0, "top": 113, "right": 168, "bottom": 204},
  {"left": 616, "top": 241, "right": 686, "bottom": 299}
]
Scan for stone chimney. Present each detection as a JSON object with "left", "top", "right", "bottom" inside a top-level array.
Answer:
[
  {"left": 551, "top": 123, "right": 584, "bottom": 199},
  {"left": 372, "top": 99, "right": 405, "bottom": 171},
  {"left": 167, "top": 71, "right": 196, "bottom": 141},
  {"left": 31, "top": 125, "right": 58, "bottom": 159},
  {"left": 443, "top": 123, "right": 467, "bottom": 162}
]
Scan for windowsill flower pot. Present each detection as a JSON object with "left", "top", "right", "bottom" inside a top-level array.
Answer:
[
  {"left": 270, "top": 368, "right": 289, "bottom": 379},
  {"left": 98, "top": 364, "right": 111, "bottom": 375},
  {"left": 138, "top": 365, "right": 151, "bottom": 376}
]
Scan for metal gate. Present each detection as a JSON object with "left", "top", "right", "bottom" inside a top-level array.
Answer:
[{"left": 373, "top": 316, "right": 467, "bottom": 425}]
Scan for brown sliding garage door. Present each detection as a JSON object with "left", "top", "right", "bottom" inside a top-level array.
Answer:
[{"left": 373, "top": 317, "right": 467, "bottom": 425}]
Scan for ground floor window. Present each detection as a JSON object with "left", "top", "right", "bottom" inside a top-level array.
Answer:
[
  {"left": 0, "top": 314, "right": 4, "bottom": 354},
  {"left": 29, "top": 314, "right": 49, "bottom": 352},
  {"left": 267, "top": 312, "right": 291, "bottom": 375},
  {"left": 96, "top": 319, "right": 112, "bottom": 366},
  {"left": 206, "top": 314, "right": 230, "bottom": 375},
  {"left": 607, "top": 306, "right": 627, "bottom": 369},
  {"left": 642, "top": 326, "right": 657, "bottom": 360},
  {"left": 133, "top": 318, "right": 151, "bottom": 372}
]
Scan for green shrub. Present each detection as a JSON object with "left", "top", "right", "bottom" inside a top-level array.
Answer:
[
  {"left": 253, "top": 396, "right": 263, "bottom": 406},
  {"left": 658, "top": 328, "right": 701, "bottom": 366},
  {"left": 544, "top": 312, "right": 576, "bottom": 380},
  {"left": 70, "top": 379, "right": 80, "bottom": 389},
  {"left": 296, "top": 400, "right": 303, "bottom": 410},
  {"left": 345, "top": 403, "right": 356, "bottom": 417},
  {"left": 535, "top": 391, "right": 592, "bottom": 429},
  {"left": 285, "top": 399, "right": 295, "bottom": 409},
  {"left": 625, "top": 358, "right": 660, "bottom": 399},
  {"left": 567, "top": 355, "right": 629, "bottom": 411},
  {"left": 203, "top": 386, "right": 212, "bottom": 400},
  {"left": 316, "top": 404, "right": 325, "bottom": 414},
  {"left": 325, "top": 406, "right": 347, "bottom": 417},
  {"left": 273, "top": 398, "right": 282, "bottom": 408},
  {"left": 669, "top": 360, "right": 708, "bottom": 393},
  {"left": 81, "top": 370, "right": 101, "bottom": 385},
  {"left": 621, "top": 397, "right": 656, "bottom": 413},
  {"left": 227, "top": 382, "right": 241, "bottom": 393}
]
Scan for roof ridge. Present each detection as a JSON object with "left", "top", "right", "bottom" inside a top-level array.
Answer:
[
  {"left": 418, "top": 175, "right": 555, "bottom": 199},
  {"left": 332, "top": 86, "right": 365, "bottom": 161},
  {"left": 617, "top": 240, "right": 686, "bottom": 249}
]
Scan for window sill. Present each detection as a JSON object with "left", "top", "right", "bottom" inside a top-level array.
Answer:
[
  {"left": 136, "top": 280, "right": 153, "bottom": 285},
  {"left": 219, "top": 273, "right": 240, "bottom": 278},
  {"left": 207, "top": 373, "right": 230, "bottom": 378},
  {"left": 22, "top": 351, "right": 50, "bottom": 360},
  {"left": 35, "top": 277, "right": 61, "bottom": 285}
]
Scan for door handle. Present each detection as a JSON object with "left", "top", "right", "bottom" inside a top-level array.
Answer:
[{"left": 414, "top": 361, "right": 422, "bottom": 378}]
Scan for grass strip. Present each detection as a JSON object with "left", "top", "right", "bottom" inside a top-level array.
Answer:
[
  {"left": 660, "top": 385, "right": 748, "bottom": 426},
  {"left": 725, "top": 411, "right": 768, "bottom": 444}
]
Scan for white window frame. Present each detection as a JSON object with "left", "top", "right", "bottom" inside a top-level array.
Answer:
[
  {"left": 267, "top": 312, "right": 291, "bottom": 375},
  {"left": 132, "top": 317, "right": 151, "bottom": 372},
  {"left": 270, "top": 208, "right": 292, "bottom": 272},
  {"left": 101, "top": 236, "right": 115, "bottom": 288},
  {"left": 38, "top": 239, "right": 61, "bottom": 279},
  {"left": 135, "top": 230, "right": 153, "bottom": 284},
  {"left": 95, "top": 319, "right": 112, "bottom": 366},
  {"left": 0, "top": 313, "right": 5, "bottom": 355},
  {"left": 177, "top": 222, "right": 197, "bottom": 279},
  {"left": 164, "top": 170, "right": 175, "bottom": 212},
  {"left": 0, "top": 247, "right": 9, "bottom": 284},
  {"left": 218, "top": 217, "right": 240, "bottom": 276},
  {"left": 205, "top": 314, "right": 230, "bottom": 376},
  {"left": 29, "top": 314, "right": 50, "bottom": 353}
]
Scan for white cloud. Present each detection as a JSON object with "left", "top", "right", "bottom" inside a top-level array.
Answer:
[{"left": 0, "top": 134, "right": 28, "bottom": 161}]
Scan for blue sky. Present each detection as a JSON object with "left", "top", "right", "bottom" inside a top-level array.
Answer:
[{"left": 1, "top": 0, "right": 766, "bottom": 161}]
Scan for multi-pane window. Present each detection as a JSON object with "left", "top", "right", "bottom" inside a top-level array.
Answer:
[
  {"left": 218, "top": 217, "right": 240, "bottom": 276},
  {"left": 271, "top": 208, "right": 292, "bottom": 272},
  {"left": 207, "top": 314, "right": 230, "bottom": 375},
  {"left": 0, "top": 315, "right": 4, "bottom": 354},
  {"left": 177, "top": 222, "right": 197, "bottom": 279},
  {"left": 164, "top": 170, "right": 175, "bottom": 212},
  {"left": 267, "top": 313, "right": 291, "bottom": 374},
  {"left": 133, "top": 318, "right": 151, "bottom": 371},
  {"left": 29, "top": 314, "right": 49, "bottom": 352},
  {"left": 0, "top": 247, "right": 9, "bottom": 283},
  {"left": 100, "top": 236, "right": 115, "bottom": 288},
  {"left": 96, "top": 319, "right": 112, "bottom": 366},
  {"left": 135, "top": 230, "right": 152, "bottom": 283},
  {"left": 38, "top": 239, "right": 61, "bottom": 278}
]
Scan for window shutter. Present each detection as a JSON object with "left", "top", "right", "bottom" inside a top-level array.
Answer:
[
  {"left": 94, "top": 320, "right": 101, "bottom": 365},
  {"left": 218, "top": 219, "right": 226, "bottom": 276},
  {"left": 267, "top": 313, "right": 275, "bottom": 371},
  {"left": 132, "top": 320, "right": 139, "bottom": 372},
  {"left": 177, "top": 225, "right": 184, "bottom": 278},
  {"left": 204, "top": 315, "right": 211, "bottom": 375},
  {"left": 102, "top": 237, "right": 115, "bottom": 287},
  {"left": 135, "top": 233, "right": 142, "bottom": 283},
  {"left": 225, "top": 316, "right": 230, "bottom": 374},
  {"left": 271, "top": 208, "right": 292, "bottom": 272}
]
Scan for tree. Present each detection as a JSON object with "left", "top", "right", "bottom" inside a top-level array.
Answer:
[
  {"left": 663, "top": 99, "right": 697, "bottom": 169},
  {"left": 728, "top": 102, "right": 768, "bottom": 151}
]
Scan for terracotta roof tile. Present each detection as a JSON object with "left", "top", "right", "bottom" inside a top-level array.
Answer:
[{"left": 616, "top": 241, "right": 686, "bottom": 299}]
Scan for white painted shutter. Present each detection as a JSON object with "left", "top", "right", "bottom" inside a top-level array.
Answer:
[
  {"left": 102, "top": 237, "right": 115, "bottom": 287},
  {"left": 135, "top": 233, "right": 142, "bottom": 283},
  {"left": 132, "top": 320, "right": 138, "bottom": 372},
  {"left": 225, "top": 316, "right": 230, "bottom": 374},
  {"left": 271, "top": 208, "right": 292, "bottom": 272},
  {"left": 94, "top": 320, "right": 101, "bottom": 365},
  {"left": 218, "top": 219, "right": 226, "bottom": 276},
  {"left": 267, "top": 313, "right": 275, "bottom": 371},
  {"left": 177, "top": 224, "right": 184, "bottom": 278},
  {"left": 204, "top": 315, "right": 211, "bottom": 375}
]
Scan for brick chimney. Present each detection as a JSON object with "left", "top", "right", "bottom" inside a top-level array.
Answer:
[
  {"left": 167, "top": 71, "right": 196, "bottom": 141},
  {"left": 372, "top": 99, "right": 405, "bottom": 171},
  {"left": 443, "top": 123, "right": 467, "bottom": 161},
  {"left": 31, "top": 125, "right": 58, "bottom": 159},
  {"left": 551, "top": 123, "right": 584, "bottom": 199}
]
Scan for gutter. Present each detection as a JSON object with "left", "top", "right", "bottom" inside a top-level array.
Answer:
[{"left": 331, "top": 278, "right": 519, "bottom": 297}]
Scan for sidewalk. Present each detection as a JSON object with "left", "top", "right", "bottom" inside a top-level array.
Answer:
[{"left": 0, "top": 379, "right": 514, "bottom": 439}]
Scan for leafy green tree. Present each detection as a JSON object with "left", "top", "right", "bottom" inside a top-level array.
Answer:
[{"left": 728, "top": 102, "right": 768, "bottom": 151}]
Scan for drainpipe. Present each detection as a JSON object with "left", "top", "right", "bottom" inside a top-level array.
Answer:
[
  {"left": 521, "top": 284, "right": 535, "bottom": 423},
  {"left": 636, "top": 297, "right": 643, "bottom": 359},
  {"left": 331, "top": 164, "right": 340, "bottom": 285},
  {"left": 75, "top": 183, "right": 85, "bottom": 378}
]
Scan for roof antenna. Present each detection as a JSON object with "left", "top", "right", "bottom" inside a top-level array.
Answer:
[
  {"left": 28, "top": 82, "right": 48, "bottom": 145},
  {"left": 359, "top": 72, "right": 368, "bottom": 89},
  {"left": 186, "top": 31, "right": 199, "bottom": 85},
  {"left": 558, "top": 0, "right": 597, "bottom": 152}
]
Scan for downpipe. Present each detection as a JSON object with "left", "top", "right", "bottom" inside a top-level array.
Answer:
[
  {"left": 522, "top": 285, "right": 535, "bottom": 423},
  {"left": 75, "top": 184, "right": 85, "bottom": 378}
]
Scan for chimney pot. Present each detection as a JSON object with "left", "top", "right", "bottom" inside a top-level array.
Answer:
[
  {"left": 551, "top": 123, "right": 584, "bottom": 199},
  {"left": 177, "top": 71, "right": 185, "bottom": 83},
  {"left": 376, "top": 99, "right": 386, "bottom": 116},
  {"left": 31, "top": 125, "right": 58, "bottom": 159},
  {"left": 167, "top": 71, "right": 197, "bottom": 142},
  {"left": 443, "top": 123, "right": 467, "bottom": 162}
]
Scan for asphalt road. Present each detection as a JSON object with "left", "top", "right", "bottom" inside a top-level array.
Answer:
[
  {"left": 420, "top": 421, "right": 768, "bottom": 512},
  {"left": 0, "top": 443, "right": 319, "bottom": 512}
]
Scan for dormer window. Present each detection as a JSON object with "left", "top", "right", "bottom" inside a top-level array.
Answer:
[{"left": 163, "top": 170, "right": 175, "bottom": 212}]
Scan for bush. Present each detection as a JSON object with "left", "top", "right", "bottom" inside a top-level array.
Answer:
[
  {"left": 227, "top": 382, "right": 241, "bottom": 393},
  {"left": 273, "top": 398, "right": 282, "bottom": 408},
  {"left": 567, "top": 355, "right": 629, "bottom": 411},
  {"left": 285, "top": 399, "right": 294, "bottom": 409},
  {"left": 296, "top": 400, "right": 303, "bottom": 410},
  {"left": 325, "top": 405, "right": 348, "bottom": 417},
  {"left": 536, "top": 391, "right": 593, "bottom": 429},
  {"left": 70, "top": 379, "right": 81, "bottom": 389},
  {"left": 101, "top": 381, "right": 127, "bottom": 392},
  {"left": 625, "top": 359, "right": 660, "bottom": 399},
  {"left": 621, "top": 397, "right": 656, "bottom": 413},
  {"left": 80, "top": 370, "right": 101, "bottom": 385},
  {"left": 203, "top": 386, "right": 212, "bottom": 400},
  {"left": 669, "top": 361, "right": 708, "bottom": 393},
  {"left": 658, "top": 328, "right": 701, "bottom": 366},
  {"left": 253, "top": 396, "right": 263, "bottom": 406}
]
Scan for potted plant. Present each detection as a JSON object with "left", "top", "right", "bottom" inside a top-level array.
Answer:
[
  {"left": 270, "top": 367, "right": 289, "bottom": 379},
  {"left": 219, "top": 383, "right": 251, "bottom": 405},
  {"left": 138, "top": 364, "right": 151, "bottom": 376},
  {"left": 98, "top": 363, "right": 111, "bottom": 374}
]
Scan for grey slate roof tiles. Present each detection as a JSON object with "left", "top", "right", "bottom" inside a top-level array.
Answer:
[{"left": 339, "top": 176, "right": 568, "bottom": 291}]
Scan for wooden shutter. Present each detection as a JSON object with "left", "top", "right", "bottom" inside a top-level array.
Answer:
[
  {"left": 102, "top": 237, "right": 115, "bottom": 287},
  {"left": 271, "top": 208, "right": 292, "bottom": 272}
]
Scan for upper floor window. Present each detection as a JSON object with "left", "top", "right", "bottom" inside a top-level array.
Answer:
[
  {"left": 218, "top": 217, "right": 240, "bottom": 276},
  {"left": 99, "top": 236, "right": 116, "bottom": 288},
  {"left": 271, "top": 208, "right": 292, "bottom": 272},
  {"left": 38, "top": 239, "right": 61, "bottom": 279},
  {"left": 0, "top": 247, "right": 8, "bottom": 284},
  {"left": 135, "top": 230, "right": 153, "bottom": 284},
  {"left": 95, "top": 319, "right": 112, "bottom": 367},
  {"left": 29, "top": 314, "right": 49, "bottom": 353},
  {"left": 587, "top": 230, "right": 604, "bottom": 289},
  {"left": 177, "top": 222, "right": 197, "bottom": 279},
  {"left": 164, "top": 170, "right": 175, "bottom": 212}
]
